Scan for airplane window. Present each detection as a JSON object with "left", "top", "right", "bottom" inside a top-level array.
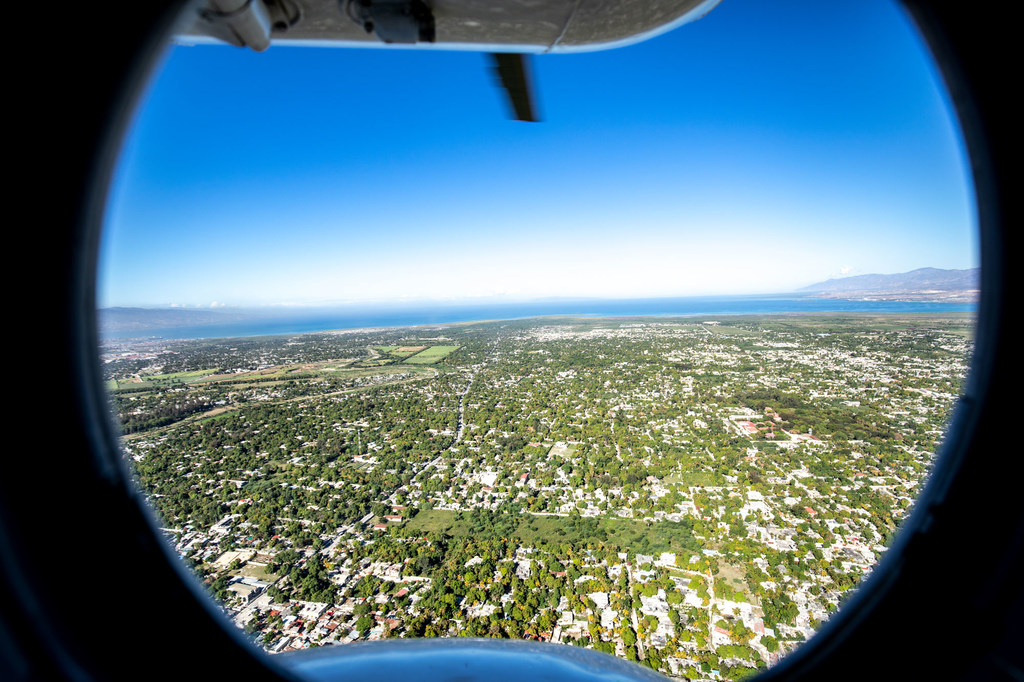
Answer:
[{"left": 96, "top": 0, "right": 977, "bottom": 678}]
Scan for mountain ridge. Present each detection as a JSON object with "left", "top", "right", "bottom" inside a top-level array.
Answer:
[{"left": 799, "top": 267, "right": 979, "bottom": 302}]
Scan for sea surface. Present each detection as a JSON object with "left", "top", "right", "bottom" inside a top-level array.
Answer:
[{"left": 102, "top": 295, "right": 976, "bottom": 341}]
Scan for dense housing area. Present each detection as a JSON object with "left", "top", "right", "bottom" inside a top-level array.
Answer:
[{"left": 105, "top": 314, "right": 971, "bottom": 680}]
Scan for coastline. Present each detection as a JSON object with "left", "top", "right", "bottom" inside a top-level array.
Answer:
[{"left": 99, "top": 296, "right": 977, "bottom": 343}]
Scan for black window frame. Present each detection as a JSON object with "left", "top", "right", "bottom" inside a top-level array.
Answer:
[{"left": 2, "top": 1, "right": 1018, "bottom": 679}]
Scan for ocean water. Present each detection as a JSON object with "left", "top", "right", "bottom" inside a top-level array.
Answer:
[{"left": 102, "top": 295, "right": 976, "bottom": 341}]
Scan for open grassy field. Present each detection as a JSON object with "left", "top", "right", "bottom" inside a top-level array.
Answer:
[
  {"left": 715, "top": 562, "right": 756, "bottom": 601},
  {"left": 190, "top": 360, "right": 424, "bottom": 386},
  {"left": 402, "top": 509, "right": 457, "bottom": 534},
  {"left": 404, "top": 345, "right": 459, "bottom": 364},
  {"left": 598, "top": 516, "right": 701, "bottom": 554},
  {"left": 148, "top": 369, "right": 219, "bottom": 382},
  {"left": 237, "top": 562, "right": 275, "bottom": 580},
  {"left": 404, "top": 509, "right": 699, "bottom": 554},
  {"left": 195, "top": 410, "right": 237, "bottom": 425},
  {"left": 358, "top": 359, "right": 394, "bottom": 367},
  {"left": 547, "top": 442, "right": 578, "bottom": 458},
  {"left": 366, "top": 345, "right": 433, "bottom": 360},
  {"left": 201, "top": 371, "right": 317, "bottom": 386},
  {"left": 109, "top": 369, "right": 219, "bottom": 391},
  {"left": 112, "top": 342, "right": 460, "bottom": 391},
  {"left": 388, "top": 348, "right": 426, "bottom": 358},
  {"left": 191, "top": 367, "right": 297, "bottom": 384},
  {"left": 665, "top": 471, "right": 719, "bottom": 487},
  {"left": 316, "top": 360, "right": 357, "bottom": 370}
]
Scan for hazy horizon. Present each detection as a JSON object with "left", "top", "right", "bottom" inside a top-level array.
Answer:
[{"left": 100, "top": 265, "right": 979, "bottom": 312}]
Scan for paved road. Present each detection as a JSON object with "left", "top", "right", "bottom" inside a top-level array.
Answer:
[{"left": 454, "top": 373, "right": 474, "bottom": 442}]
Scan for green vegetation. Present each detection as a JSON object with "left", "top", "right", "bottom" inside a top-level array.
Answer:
[
  {"left": 103, "top": 314, "right": 970, "bottom": 674},
  {"left": 404, "top": 509, "right": 699, "bottom": 555},
  {"left": 404, "top": 345, "right": 459, "bottom": 364},
  {"left": 665, "top": 471, "right": 718, "bottom": 487},
  {"left": 108, "top": 368, "right": 218, "bottom": 391}
]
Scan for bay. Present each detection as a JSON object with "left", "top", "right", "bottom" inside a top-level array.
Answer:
[{"left": 100, "top": 294, "right": 976, "bottom": 341}]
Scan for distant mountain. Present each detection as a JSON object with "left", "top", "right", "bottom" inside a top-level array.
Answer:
[
  {"left": 99, "top": 307, "right": 248, "bottom": 333},
  {"left": 799, "top": 267, "right": 979, "bottom": 302}
]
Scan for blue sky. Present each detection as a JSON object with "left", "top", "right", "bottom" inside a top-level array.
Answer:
[{"left": 99, "top": 0, "right": 977, "bottom": 309}]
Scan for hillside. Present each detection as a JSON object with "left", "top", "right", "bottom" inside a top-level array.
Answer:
[{"left": 798, "top": 267, "right": 979, "bottom": 302}]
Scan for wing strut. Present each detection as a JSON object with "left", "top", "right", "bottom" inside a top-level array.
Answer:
[{"left": 490, "top": 53, "right": 540, "bottom": 122}]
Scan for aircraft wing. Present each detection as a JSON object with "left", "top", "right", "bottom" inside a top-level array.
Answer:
[
  {"left": 179, "top": 0, "right": 722, "bottom": 53},
  {"left": 178, "top": 0, "right": 721, "bottom": 123}
]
